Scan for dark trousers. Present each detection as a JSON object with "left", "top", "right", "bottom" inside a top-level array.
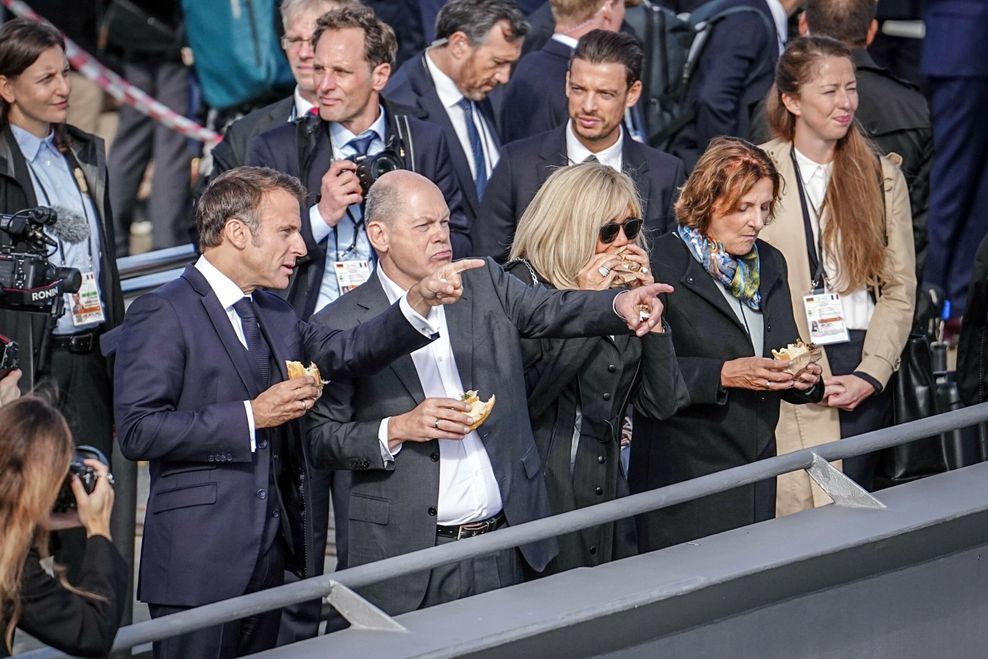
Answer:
[
  {"left": 924, "top": 75, "right": 988, "bottom": 315},
  {"left": 420, "top": 532, "right": 524, "bottom": 609},
  {"left": 108, "top": 58, "right": 193, "bottom": 254},
  {"left": 149, "top": 537, "right": 286, "bottom": 659},
  {"left": 826, "top": 330, "right": 894, "bottom": 491}
]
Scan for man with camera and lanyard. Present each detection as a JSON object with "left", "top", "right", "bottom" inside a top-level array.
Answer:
[{"left": 250, "top": 4, "right": 471, "bottom": 320}]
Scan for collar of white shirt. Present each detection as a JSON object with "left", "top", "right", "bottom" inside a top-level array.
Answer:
[
  {"left": 566, "top": 119, "right": 624, "bottom": 171},
  {"left": 424, "top": 49, "right": 466, "bottom": 110},
  {"left": 377, "top": 266, "right": 443, "bottom": 329},
  {"left": 195, "top": 254, "right": 249, "bottom": 310},
  {"left": 793, "top": 147, "right": 833, "bottom": 201},
  {"left": 329, "top": 105, "right": 388, "bottom": 155},
  {"left": 551, "top": 32, "right": 579, "bottom": 50},
  {"left": 293, "top": 86, "right": 317, "bottom": 120}
]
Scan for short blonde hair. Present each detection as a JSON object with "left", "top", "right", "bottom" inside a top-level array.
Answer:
[
  {"left": 550, "top": 0, "right": 602, "bottom": 26},
  {"left": 509, "top": 163, "right": 644, "bottom": 290}
]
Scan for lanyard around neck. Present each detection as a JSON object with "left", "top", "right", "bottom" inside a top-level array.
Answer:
[{"left": 789, "top": 146, "right": 828, "bottom": 291}]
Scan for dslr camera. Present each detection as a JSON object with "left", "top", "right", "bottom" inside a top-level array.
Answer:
[
  {"left": 345, "top": 135, "right": 405, "bottom": 196},
  {"left": 53, "top": 445, "right": 112, "bottom": 513}
]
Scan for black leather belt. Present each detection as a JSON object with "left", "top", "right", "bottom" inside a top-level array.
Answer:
[
  {"left": 49, "top": 331, "right": 101, "bottom": 354},
  {"left": 436, "top": 511, "right": 506, "bottom": 540}
]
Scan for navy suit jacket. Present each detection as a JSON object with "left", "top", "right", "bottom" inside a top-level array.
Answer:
[
  {"left": 386, "top": 52, "right": 500, "bottom": 225},
  {"left": 307, "top": 260, "right": 629, "bottom": 614},
  {"left": 211, "top": 96, "right": 294, "bottom": 176},
  {"left": 499, "top": 38, "right": 571, "bottom": 145},
  {"left": 921, "top": 0, "right": 988, "bottom": 77},
  {"left": 112, "top": 265, "right": 431, "bottom": 606},
  {"left": 668, "top": 0, "right": 778, "bottom": 170},
  {"left": 475, "top": 125, "right": 686, "bottom": 262},
  {"left": 248, "top": 99, "right": 471, "bottom": 318}
]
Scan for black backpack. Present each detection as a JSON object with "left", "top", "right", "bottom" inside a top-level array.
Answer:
[{"left": 624, "top": 0, "right": 776, "bottom": 149}]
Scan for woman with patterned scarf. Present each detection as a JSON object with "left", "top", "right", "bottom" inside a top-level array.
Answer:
[{"left": 629, "top": 137, "right": 824, "bottom": 552}]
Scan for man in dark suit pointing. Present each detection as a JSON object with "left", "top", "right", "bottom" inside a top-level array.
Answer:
[
  {"left": 307, "top": 169, "right": 672, "bottom": 616},
  {"left": 111, "top": 166, "right": 483, "bottom": 658}
]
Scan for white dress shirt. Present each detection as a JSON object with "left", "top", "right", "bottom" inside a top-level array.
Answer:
[
  {"left": 307, "top": 107, "right": 386, "bottom": 312},
  {"left": 377, "top": 267, "right": 503, "bottom": 525},
  {"left": 292, "top": 86, "right": 317, "bottom": 121},
  {"left": 424, "top": 50, "right": 499, "bottom": 182},
  {"left": 765, "top": 0, "right": 789, "bottom": 55},
  {"left": 194, "top": 255, "right": 259, "bottom": 449},
  {"left": 566, "top": 119, "right": 624, "bottom": 171},
  {"left": 794, "top": 148, "right": 875, "bottom": 330}
]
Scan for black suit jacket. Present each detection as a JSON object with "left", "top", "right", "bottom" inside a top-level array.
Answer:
[
  {"left": 248, "top": 99, "right": 471, "bottom": 318},
  {"left": 307, "top": 260, "right": 630, "bottom": 615},
  {"left": 385, "top": 52, "right": 500, "bottom": 225},
  {"left": 499, "top": 38, "right": 572, "bottom": 145},
  {"left": 4, "top": 537, "right": 128, "bottom": 658},
  {"left": 629, "top": 233, "right": 822, "bottom": 551},
  {"left": 210, "top": 96, "right": 295, "bottom": 175},
  {"left": 475, "top": 125, "right": 686, "bottom": 262},
  {"left": 112, "top": 265, "right": 430, "bottom": 606},
  {"left": 668, "top": 0, "right": 778, "bottom": 170}
]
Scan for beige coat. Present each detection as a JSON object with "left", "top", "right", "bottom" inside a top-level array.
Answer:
[{"left": 758, "top": 138, "right": 916, "bottom": 515}]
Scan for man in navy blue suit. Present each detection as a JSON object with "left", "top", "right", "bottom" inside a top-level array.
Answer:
[
  {"left": 111, "top": 166, "right": 483, "bottom": 658},
  {"left": 476, "top": 29, "right": 685, "bottom": 262},
  {"left": 499, "top": 0, "right": 626, "bottom": 145},
  {"left": 667, "top": 0, "right": 794, "bottom": 170},
  {"left": 921, "top": 0, "right": 988, "bottom": 319},
  {"left": 386, "top": 0, "right": 529, "bottom": 229},
  {"left": 249, "top": 4, "right": 471, "bottom": 319}
]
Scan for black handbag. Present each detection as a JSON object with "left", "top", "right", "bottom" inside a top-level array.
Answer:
[{"left": 875, "top": 332, "right": 949, "bottom": 486}]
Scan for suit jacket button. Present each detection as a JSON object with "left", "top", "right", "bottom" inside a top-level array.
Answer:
[
  {"left": 595, "top": 487, "right": 604, "bottom": 496},
  {"left": 257, "top": 489, "right": 267, "bottom": 500},
  {"left": 589, "top": 545, "right": 598, "bottom": 555},
  {"left": 597, "top": 455, "right": 606, "bottom": 464},
  {"left": 258, "top": 439, "right": 268, "bottom": 449},
  {"left": 430, "top": 453, "right": 439, "bottom": 462},
  {"left": 687, "top": 276, "right": 694, "bottom": 283},
  {"left": 602, "top": 392, "right": 611, "bottom": 401},
  {"left": 427, "top": 507, "right": 437, "bottom": 516},
  {"left": 766, "top": 323, "right": 772, "bottom": 332},
  {"left": 608, "top": 364, "right": 617, "bottom": 373}
]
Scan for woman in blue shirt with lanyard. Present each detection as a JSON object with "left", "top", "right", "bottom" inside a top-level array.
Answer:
[
  {"left": 0, "top": 18, "right": 123, "bottom": 505},
  {"left": 759, "top": 36, "right": 915, "bottom": 513}
]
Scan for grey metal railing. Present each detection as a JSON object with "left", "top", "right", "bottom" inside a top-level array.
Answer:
[{"left": 21, "top": 401, "right": 988, "bottom": 659}]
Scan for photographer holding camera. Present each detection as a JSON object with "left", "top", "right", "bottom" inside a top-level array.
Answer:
[
  {"left": 249, "top": 4, "right": 472, "bottom": 320},
  {"left": 0, "top": 396, "right": 127, "bottom": 657}
]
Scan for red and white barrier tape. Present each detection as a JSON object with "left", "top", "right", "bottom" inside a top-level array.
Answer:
[{"left": 1, "top": 0, "right": 221, "bottom": 144}]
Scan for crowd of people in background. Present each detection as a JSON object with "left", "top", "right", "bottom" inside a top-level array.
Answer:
[{"left": 1, "top": 0, "right": 986, "bottom": 656}]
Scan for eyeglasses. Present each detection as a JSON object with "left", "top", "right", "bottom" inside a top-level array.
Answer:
[
  {"left": 599, "top": 218, "right": 644, "bottom": 244},
  {"left": 281, "top": 35, "right": 313, "bottom": 51}
]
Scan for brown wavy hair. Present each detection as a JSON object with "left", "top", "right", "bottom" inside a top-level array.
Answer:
[
  {"left": 675, "top": 137, "right": 781, "bottom": 233},
  {"left": 766, "top": 35, "right": 886, "bottom": 292},
  {"left": 0, "top": 397, "right": 74, "bottom": 653}
]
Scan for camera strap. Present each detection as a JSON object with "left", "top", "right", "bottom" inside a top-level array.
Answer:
[{"left": 394, "top": 113, "right": 417, "bottom": 173}]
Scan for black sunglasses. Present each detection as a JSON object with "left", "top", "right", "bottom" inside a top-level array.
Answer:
[{"left": 599, "top": 218, "right": 644, "bottom": 244}]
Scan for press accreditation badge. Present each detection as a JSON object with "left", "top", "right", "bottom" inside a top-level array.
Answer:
[
  {"left": 333, "top": 260, "right": 371, "bottom": 295},
  {"left": 803, "top": 291, "right": 850, "bottom": 345},
  {"left": 70, "top": 271, "right": 106, "bottom": 326}
]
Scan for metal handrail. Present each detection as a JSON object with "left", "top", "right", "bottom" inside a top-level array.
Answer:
[{"left": 22, "top": 402, "right": 988, "bottom": 658}]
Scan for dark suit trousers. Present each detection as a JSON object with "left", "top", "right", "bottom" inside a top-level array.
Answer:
[
  {"left": 420, "top": 533, "right": 524, "bottom": 609},
  {"left": 149, "top": 537, "right": 286, "bottom": 659}
]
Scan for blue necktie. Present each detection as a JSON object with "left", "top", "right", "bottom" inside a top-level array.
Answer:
[
  {"left": 346, "top": 131, "right": 377, "bottom": 157},
  {"left": 233, "top": 297, "right": 271, "bottom": 388},
  {"left": 456, "top": 97, "right": 488, "bottom": 200}
]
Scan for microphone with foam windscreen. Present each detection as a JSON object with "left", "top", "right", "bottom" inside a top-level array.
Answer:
[{"left": 48, "top": 206, "right": 91, "bottom": 245}]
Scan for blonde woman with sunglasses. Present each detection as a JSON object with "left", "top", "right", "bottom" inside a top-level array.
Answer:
[{"left": 506, "top": 163, "right": 688, "bottom": 575}]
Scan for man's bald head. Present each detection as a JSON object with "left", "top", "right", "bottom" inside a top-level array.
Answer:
[{"left": 365, "top": 170, "right": 445, "bottom": 226}]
